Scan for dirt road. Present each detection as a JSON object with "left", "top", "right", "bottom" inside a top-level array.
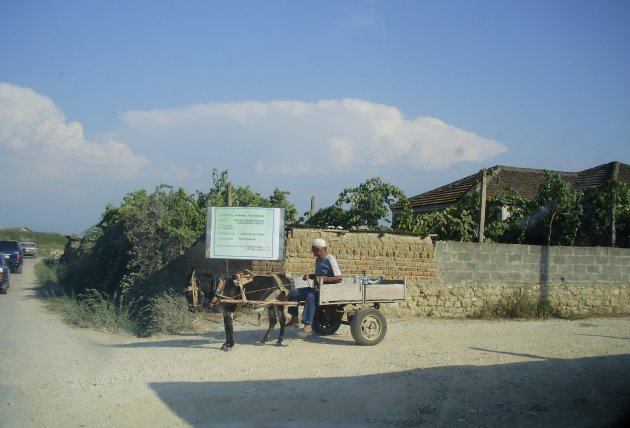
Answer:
[{"left": 1, "top": 259, "right": 629, "bottom": 427}]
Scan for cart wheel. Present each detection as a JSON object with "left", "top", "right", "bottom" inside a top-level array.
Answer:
[
  {"left": 313, "top": 308, "right": 341, "bottom": 335},
  {"left": 350, "top": 308, "right": 387, "bottom": 346}
]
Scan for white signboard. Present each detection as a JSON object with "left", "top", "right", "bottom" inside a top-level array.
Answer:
[{"left": 206, "top": 206, "right": 285, "bottom": 260}]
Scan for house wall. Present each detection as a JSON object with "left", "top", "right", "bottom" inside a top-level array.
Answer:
[{"left": 175, "top": 228, "right": 630, "bottom": 317}]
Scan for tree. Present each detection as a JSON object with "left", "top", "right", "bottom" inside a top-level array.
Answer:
[
  {"left": 305, "top": 205, "right": 353, "bottom": 229},
  {"left": 197, "top": 168, "right": 299, "bottom": 223},
  {"left": 579, "top": 180, "right": 630, "bottom": 247},
  {"left": 397, "top": 186, "right": 479, "bottom": 241},
  {"left": 269, "top": 188, "right": 298, "bottom": 223},
  {"left": 60, "top": 185, "right": 205, "bottom": 301},
  {"left": 525, "top": 172, "right": 583, "bottom": 245},
  {"left": 334, "top": 177, "right": 410, "bottom": 229}
]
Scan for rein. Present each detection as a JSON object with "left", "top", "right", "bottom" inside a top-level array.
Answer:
[{"left": 210, "top": 272, "right": 291, "bottom": 305}]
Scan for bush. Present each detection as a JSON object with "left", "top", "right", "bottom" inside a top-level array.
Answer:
[
  {"left": 474, "top": 288, "right": 559, "bottom": 319},
  {"left": 135, "top": 290, "right": 199, "bottom": 337}
]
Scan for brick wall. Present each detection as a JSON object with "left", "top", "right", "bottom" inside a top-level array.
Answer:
[{"left": 251, "top": 227, "right": 435, "bottom": 280}]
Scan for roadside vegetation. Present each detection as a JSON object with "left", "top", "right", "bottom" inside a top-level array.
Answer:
[
  {"left": 472, "top": 288, "right": 560, "bottom": 320},
  {"left": 24, "top": 166, "right": 629, "bottom": 335},
  {"left": 0, "top": 227, "right": 66, "bottom": 257}
]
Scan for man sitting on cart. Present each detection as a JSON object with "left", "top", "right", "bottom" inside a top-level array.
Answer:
[{"left": 288, "top": 238, "right": 343, "bottom": 333}]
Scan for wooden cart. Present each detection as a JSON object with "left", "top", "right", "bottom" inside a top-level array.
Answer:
[
  {"left": 185, "top": 271, "right": 405, "bottom": 346},
  {"left": 313, "top": 278, "right": 406, "bottom": 346}
]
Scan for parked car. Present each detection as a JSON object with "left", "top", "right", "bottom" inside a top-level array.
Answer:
[
  {"left": 19, "top": 241, "right": 38, "bottom": 258},
  {"left": 0, "top": 240, "right": 23, "bottom": 274},
  {"left": 0, "top": 255, "right": 9, "bottom": 294}
]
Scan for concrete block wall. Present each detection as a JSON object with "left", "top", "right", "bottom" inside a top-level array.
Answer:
[
  {"left": 435, "top": 241, "right": 630, "bottom": 284},
  {"left": 403, "top": 241, "right": 630, "bottom": 318}
]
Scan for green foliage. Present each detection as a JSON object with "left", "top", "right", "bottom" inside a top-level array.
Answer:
[
  {"left": 333, "top": 177, "right": 409, "bottom": 229},
  {"left": 524, "top": 172, "right": 583, "bottom": 245},
  {"left": 578, "top": 180, "right": 630, "bottom": 248},
  {"left": 397, "top": 182, "right": 480, "bottom": 240},
  {"left": 615, "top": 181, "right": 630, "bottom": 248},
  {"left": 118, "top": 185, "right": 204, "bottom": 294},
  {"left": 197, "top": 168, "right": 298, "bottom": 223},
  {"left": 48, "top": 289, "right": 135, "bottom": 333},
  {"left": 269, "top": 188, "right": 299, "bottom": 224},
  {"left": 60, "top": 185, "right": 204, "bottom": 303},
  {"left": 35, "top": 260, "right": 61, "bottom": 291},
  {"left": 395, "top": 170, "right": 629, "bottom": 248},
  {"left": 305, "top": 205, "right": 354, "bottom": 229}
]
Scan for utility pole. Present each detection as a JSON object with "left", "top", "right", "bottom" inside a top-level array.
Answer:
[
  {"left": 610, "top": 162, "right": 620, "bottom": 247},
  {"left": 478, "top": 169, "right": 488, "bottom": 243}
]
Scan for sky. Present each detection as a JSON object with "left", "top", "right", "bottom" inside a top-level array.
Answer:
[{"left": 1, "top": 0, "right": 629, "bottom": 235}]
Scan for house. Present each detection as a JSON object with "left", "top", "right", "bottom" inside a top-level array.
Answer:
[{"left": 392, "top": 161, "right": 630, "bottom": 218}]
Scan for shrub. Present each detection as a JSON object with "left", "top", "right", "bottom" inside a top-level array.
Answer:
[
  {"left": 474, "top": 288, "right": 559, "bottom": 319},
  {"left": 135, "top": 290, "right": 199, "bottom": 337}
]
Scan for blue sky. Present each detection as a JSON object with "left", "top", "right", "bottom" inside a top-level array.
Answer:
[{"left": 1, "top": 0, "right": 629, "bottom": 235}]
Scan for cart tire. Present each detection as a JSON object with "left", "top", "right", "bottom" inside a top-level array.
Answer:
[
  {"left": 350, "top": 308, "right": 387, "bottom": 346},
  {"left": 313, "top": 309, "right": 341, "bottom": 336}
]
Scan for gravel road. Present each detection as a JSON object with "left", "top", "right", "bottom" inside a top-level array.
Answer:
[{"left": 1, "top": 259, "right": 629, "bottom": 428}]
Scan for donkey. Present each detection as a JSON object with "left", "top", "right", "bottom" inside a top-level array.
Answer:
[{"left": 201, "top": 271, "right": 295, "bottom": 351}]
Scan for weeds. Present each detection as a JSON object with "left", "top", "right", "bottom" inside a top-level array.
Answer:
[
  {"left": 36, "top": 260, "right": 134, "bottom": 333},
  {"left": 36, "top": 260, "right": 197, "bottom": 337},
  {"left": 48, "top": 289, "right": 135, "bottom": 333},
  {"left": 474, "top": 288, "right": 560, "bottom": 319},
  {"left": 136, "top": 290, "right": 199, "bottom": 337}
]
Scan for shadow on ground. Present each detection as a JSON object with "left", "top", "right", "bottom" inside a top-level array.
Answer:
[{"left": 148, "top": 354, "right": 630, "bottom": 428}]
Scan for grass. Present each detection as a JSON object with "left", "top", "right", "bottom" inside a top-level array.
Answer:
[
  {"left": 50, "top": 289, "right": 135, "bottom": 333},
  {"left": 35, "top": 260, "right": 198, "bottom": 336},
  {"left": 36, "top": 260, "right": 134, "bottom": 333}
]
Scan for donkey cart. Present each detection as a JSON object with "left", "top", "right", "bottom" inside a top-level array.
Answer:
[
  {"left": 186, "top": 271, "right": 405, "bottom": 348},
  {"left": 312, "top": 277, "right": 406, "bottom": 346}
]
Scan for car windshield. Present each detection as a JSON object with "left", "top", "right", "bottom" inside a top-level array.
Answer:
[{"left": 0, "top": 241, "right": 20, "bottom": 251}]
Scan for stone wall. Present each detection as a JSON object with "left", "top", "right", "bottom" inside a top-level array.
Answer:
[{"left": 175, "top": 228, "right": 630, "bottom": 318}]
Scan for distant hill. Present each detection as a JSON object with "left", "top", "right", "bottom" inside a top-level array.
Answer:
[{"left": 0, "top": 227, "right": 67, "bottom": 257}]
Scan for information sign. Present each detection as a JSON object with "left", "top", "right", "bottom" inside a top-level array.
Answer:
[{"left": 205, "top": 206, "right": 285, "bottom": 260}]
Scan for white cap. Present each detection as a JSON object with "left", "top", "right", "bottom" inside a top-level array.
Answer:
[{"left": 311, "top": 238, "right": 327, "bottom": 248}]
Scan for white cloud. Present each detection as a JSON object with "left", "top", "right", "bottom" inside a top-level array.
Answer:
[
  {"left": 117, "top": 98, "right": 506, "bottom": 175},
  {"left": 0, "top": 83, "right": 150, "bottom": 179},
  {"left": 0, "top": 84, "right": 507, "bottom": 233}
]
